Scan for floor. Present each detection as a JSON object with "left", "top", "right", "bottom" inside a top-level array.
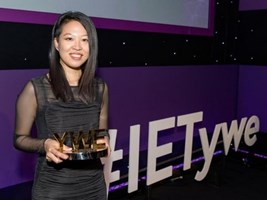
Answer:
[
  {"left": 1, "top": 150, "right": 267, "bottom": 200},
  {"left": 109, "top": 151, "right": 267, "bottom": 200}
]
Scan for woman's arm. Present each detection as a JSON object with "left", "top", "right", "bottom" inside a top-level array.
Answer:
[
  {"left": 14, "top": 81, "right": 71, "bottom": 163},
  {"left": 13, "top": 81, "right": 45, "bottom": 153},
  {"left": 99, "top": 82, "right": 108, "bottom": 130},
  {"left": 98, "top": 82, "right": 111, "bottom": 156}
]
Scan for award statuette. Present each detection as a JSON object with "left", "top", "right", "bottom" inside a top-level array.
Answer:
[{"left": 53, "top": 129, "right": 109, "bottom": 160}]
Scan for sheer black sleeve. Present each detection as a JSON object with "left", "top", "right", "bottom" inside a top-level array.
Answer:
[
  {"left": 13, "top": 81, "right": 46, "bottom": 154},
  {"left": 98, "top": 82, "right": 110, "bottom": 138}
]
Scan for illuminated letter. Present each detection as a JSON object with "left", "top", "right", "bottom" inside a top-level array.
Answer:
[
  {"left": 222, "top": 118, "right": 247, "bottom": 154},
  {"left": 177, "top": 111, "right": 203, "bottom": 170},
  {"left": 128, "top": 125, "right": 140, "bottom": 193},
  {"left": 244, "top": 115, "right": 259, "bottom": 146},
  {"left": 196, "top": 123, "right": 222, "bottom": 181},
  {"left": 146, "top": 117, "right": 175, "bottom": 185}
]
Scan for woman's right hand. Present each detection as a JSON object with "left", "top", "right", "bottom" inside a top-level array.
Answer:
[{"left": 44, "top": 138, "right": 72, "bottom": 163}]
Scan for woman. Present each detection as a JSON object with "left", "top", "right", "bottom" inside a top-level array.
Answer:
[{"left": 14, "top": 11, "right": 110, "bottom": 200}]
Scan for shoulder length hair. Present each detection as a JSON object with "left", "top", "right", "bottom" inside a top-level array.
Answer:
[{"left": 49, "top": 11, "right": 98, "bottom": 103}]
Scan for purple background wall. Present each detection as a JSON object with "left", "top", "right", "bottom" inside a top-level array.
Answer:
[
  {"left": 99, "top": 66, "right": 239, "bottom": 153},
  {"left": 238, "top": 65, "right": 267, "bottom": 131},
  {"left": 0, "top": 65, "right": 240, "bottom": 189},
  {"left": 239, "top": 0, "right": 267, "bottom": 11},
  {"left": 0, "top": 69, "right": 46, "bottom": 188}
]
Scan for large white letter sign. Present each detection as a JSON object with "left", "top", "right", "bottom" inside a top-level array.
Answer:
[
  {"left": 146, "top": 117, "right": 175, "bottom": 185},
  {"left": 195, "top": 115, "right": 260, "bottom": 181},
  {"left": 221, "top": 118, "right": 247, "bottom": 154},
  {"left": 196, "top": 123, "right": 222, "bottom": 181},
  {"left": 101, "top": 113, "right": 260, "bottom": 194},
  {"left": 177, "top": 111, "right": 203, "bottom": 170},
  {"left": 128, "top": 125, "right": 141, "bottom": 193},
  {"left": 244, "top": 115, "right": 259, "bottom": 146}
]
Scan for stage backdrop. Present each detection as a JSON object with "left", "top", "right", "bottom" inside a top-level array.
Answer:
[
  {"left": 0, "top": 65, "right": 241, "bottom": 189},
  {"left": 1, "top": 0, "right": 266, "bottom": 191},
  {"left": 0, "top": 0, "right": 217, "bottom": 189}
]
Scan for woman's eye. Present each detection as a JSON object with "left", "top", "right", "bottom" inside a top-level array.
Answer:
[
  {"left": 65, "top": 37, "right": 73, "bottom": 41},
  {"left": 82, "top": 38, "right": 88, "bottom": 42}
]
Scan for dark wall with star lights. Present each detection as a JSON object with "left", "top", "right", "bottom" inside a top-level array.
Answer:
[
  {"left": 0, "top": 0, "right": 244, "bottom": 70},
  {"left": 2, "top": 0, "right": 267, "bottom": 69},
  {"left": 238, "top": 9, "right": 267, "bottom": 65}
]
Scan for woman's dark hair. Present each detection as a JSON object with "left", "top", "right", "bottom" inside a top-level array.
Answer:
[{"left": 49, "top": 11, "right": 98, "bottom": 103}]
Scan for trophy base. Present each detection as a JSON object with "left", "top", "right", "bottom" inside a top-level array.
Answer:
[{"left": 67, "top": 148, "right": 108, "bottom": 160}]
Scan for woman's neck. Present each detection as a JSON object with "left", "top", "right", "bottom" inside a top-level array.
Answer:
[{"left": 65, "top": 69, "right": 82, "bottom": 86}]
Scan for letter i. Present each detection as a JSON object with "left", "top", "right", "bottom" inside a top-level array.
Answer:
[{"left": 128, "top": 125, "right": 141, "bottom": 193}]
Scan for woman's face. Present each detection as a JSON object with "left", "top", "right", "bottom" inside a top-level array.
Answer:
[{"left": 54, "top": 20, "right": 89, "bottom": 70}]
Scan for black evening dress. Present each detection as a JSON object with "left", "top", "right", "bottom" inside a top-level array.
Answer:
[{"left": 30, "top": 75, "right": 107, "bottom": 200}]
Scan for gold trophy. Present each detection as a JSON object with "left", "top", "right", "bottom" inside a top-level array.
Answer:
[{"left": 53, "top": 129, "right": 108, "bottom": 160}]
